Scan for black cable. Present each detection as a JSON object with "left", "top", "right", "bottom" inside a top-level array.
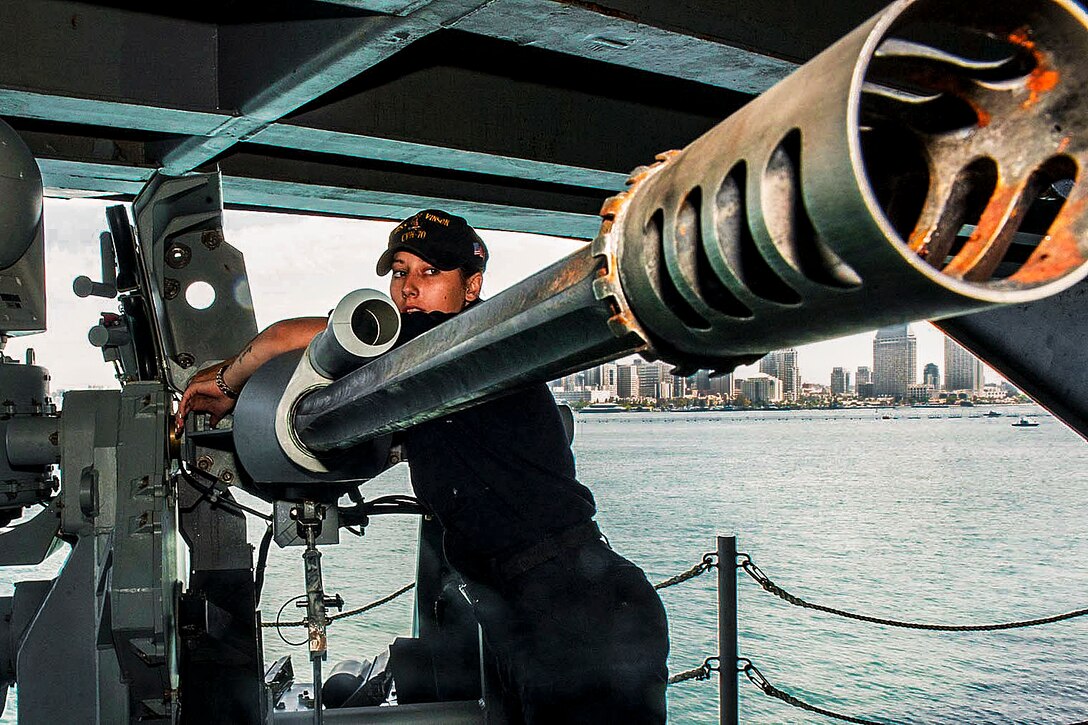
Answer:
[
  {"left": 179, "top": 465, "right": 273, "bottom": 522},
  {"left": 339, "top": 495, "right": 425, "bottom": 527},
  {"left": 254, "top": 523, "right": 274, "bottom": 608},
  {"left": 177, "top": 484, "right": 212, "bottom": 514}
]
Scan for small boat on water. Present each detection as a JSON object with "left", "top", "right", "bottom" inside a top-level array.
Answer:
[
  {"left": 1012, "top": 416, "right": 1040, "bottom": 427},
  {"left": 986, "top": 410, "right": 1002, "bottom": 418},
  {"left": 579, "top": 402, "right": 626, "bottom": 414}
]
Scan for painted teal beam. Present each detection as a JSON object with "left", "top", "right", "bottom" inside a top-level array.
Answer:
[
  {"left": 0, "top": 88, "right": 627, "bottom": 196},
  {"left": 450, "top": 0, "right": 797, "bottom": 95},
  {"left": 37, "top": 159, "right": 154, "bottom": 196},
  {"left": 249, "top": 125, "right": 630, "bottom": 192},
  {"left": 221, "top": 176, "right": 601, "bottom": 239},
  {"left": 161, "top": 0, "right": 493, "bottom": 174},
  {"left": 0, "top": 89, "right": 228, "bottom": 136}
]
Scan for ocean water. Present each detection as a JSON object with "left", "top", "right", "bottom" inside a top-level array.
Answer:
[{"left": 2, "top": 404, "right": 1087, "bottom": 723}]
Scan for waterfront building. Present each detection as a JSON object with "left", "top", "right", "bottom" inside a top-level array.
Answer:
[
  {"left": 599, "top": 362, "right": 618, "bottom": 396},
  {"left": 944, "top": 337, "right": 985, "bottom": 392},
  {"left": 873, "top": 324, "right": 917, "bottom": 399},
  {"left": 589, "top": 389, "right": 613, "bottom": 403},
  {"left": 907, "top": 382, "right": 936, "bottom": 403},
  {"left": 758, "top": 354, "right": 776, "bottom": 377},
  {"left": 739, "top": 373, "right": 783, "bottom": 404},
  {"left": 831, "top": 367, "right": 849, "bottom": 396},
  {"left": 856, "top": 365, "right": 872, "bottom": 389},
  {"left": 923, "top": 362, "right": 940, "bottom": 389},
  {"left": 710, "top": 371, "right": 734, "bottom": 399},
  {"left": 857, "top": 382, "right": 875, "bottom": 398},
  {"left": 559, "top": 372, "right": 584, "bottom": 391},
  {"left": 760, "top": 348, "right": 801, "bottom": 401},
  {"left": 553, "top": 388, "right": 593, "bottom": 404},
  {"left": 616, "top": 364, "right": 638, "bottom": 399},
  {"left": 637, "top": 362, "right": 663, "bottom": 399},
  {"left": 669, "top": 369, "right": 688, "bottom": 399},
  {"left": 583, "top": 365, "right": 602, "bottom": 388}
]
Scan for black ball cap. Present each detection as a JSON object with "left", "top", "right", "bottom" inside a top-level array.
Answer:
[{"left": 376, "top": 209, "right": 489, "bottom": 275}]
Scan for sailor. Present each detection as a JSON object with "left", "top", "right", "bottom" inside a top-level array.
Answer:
[{"left": 179, "top": 209, "right": 669, "bottom": 724}]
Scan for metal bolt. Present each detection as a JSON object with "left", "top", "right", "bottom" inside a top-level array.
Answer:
[
  {"left": 176, "top": 353, "right": 195, "bottom": 369},
  {"left": 166, "top": 243, "right": 192, "bottom": 269},
  {"left": 201, "top": 229, "right": 224, "bottom": 250},
  {"left": 196, "top": 456, "right": 213, "bottom": 471},
  {"left": 219, "top": 470, "right": 234, "bottom": 484}
]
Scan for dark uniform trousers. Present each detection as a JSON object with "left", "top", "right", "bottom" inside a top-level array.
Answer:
[{"left": 463, "top": 539, "right": 670, "bottom": 724}]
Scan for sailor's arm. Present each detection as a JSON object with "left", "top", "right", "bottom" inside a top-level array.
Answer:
[{"left": 178, "top": 316, "right": 327, "bottom": 425}]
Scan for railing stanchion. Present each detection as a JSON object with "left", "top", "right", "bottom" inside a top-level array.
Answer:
[{"left": 718, "top": 535, "right": 738, "bottom": 725}]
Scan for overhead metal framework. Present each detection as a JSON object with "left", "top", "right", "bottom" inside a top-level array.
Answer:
[{"left": 3, "top": 0, "right": 889, "bottom": 238}]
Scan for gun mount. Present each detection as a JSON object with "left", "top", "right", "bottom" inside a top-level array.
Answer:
[{"left": 0, "top": 0, "right": 1088, "bottom": 723}]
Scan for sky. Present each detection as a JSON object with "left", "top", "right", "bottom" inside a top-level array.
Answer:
[{"left": 12, "top": 197, "right": 986, "bottom": 394}]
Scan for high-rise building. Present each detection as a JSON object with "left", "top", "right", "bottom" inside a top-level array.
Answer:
[
  {"left": 559, "top": 372, "right": 583, "bottom": 391},
  {"left": 616, "top": 364, "right": 638, "bottom": 399},
  {"left": 583, "top": 365, "right": 602, "bottom": 388},
  {"left": 830, "top": 367, "right": 849, "bottom": 396},
  {"left": 923, "top": 362, "right": 940, "bottom": 388},
  {"left": 873, "top": 324, "right": 916, "bottom": 399},
  {"left": 944, "top": 337, "right": 985, "bottom": 392},
  {"left": 760, "top": 349, "right": 801, "bottom": 401},
  {"left": 710, "top": 372, "right": 735, "bottom": 399},
  {"left": 599, "top": 363, "right": 618, "bottom": 395},
  {"left": 669, "top": 369, "right": 688, "bottom": 399},
  {"left": 637, "top": 363, "right": 662, "bottom": 398},
  {"left": 856, "top": 366, "right": 872, "bottom": 386},
  {"left": 739, "top": 374, "right": 783, "bottom": 404}
]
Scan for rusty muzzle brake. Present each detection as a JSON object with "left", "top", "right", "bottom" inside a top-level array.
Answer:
[{"left": 594, "top": 0, "right": 1088, "bottom": 373}]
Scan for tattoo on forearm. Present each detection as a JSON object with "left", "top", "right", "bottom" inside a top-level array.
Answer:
[{"left": 235, "top": 343, "right": 254, "bottom": 367}]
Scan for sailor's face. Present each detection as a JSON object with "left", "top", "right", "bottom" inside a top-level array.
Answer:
[{"left": 389, "top": 251, "right": 481, "bottom": 314}]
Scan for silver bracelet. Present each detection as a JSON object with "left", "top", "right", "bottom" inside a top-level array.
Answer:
[{"left": 215, "top": 365, "right": 239, "bottom": 399}]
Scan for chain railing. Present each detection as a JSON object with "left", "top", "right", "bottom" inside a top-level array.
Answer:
[
  {"left": 258, "top": 541, "right": 1088, "bottom": 723},
  {"left": 655, "top": 552, "right": 718, "bottom": 590},
  {"left": 668, "top": 542, "right": 1088, "bottom": 725},
  {"left": 668, "top": 657, "right": 720, "bottom": 685},
  {"left": 739, "top": 659, "right": 886, "bottom": 725},
  {"left": 737, "top": 553, "right": 1088, "bottom": 632}
]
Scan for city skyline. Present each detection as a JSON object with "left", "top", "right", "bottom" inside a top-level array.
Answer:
[{"left": 732, "top": 324, "right": 998, "bottom": 388}]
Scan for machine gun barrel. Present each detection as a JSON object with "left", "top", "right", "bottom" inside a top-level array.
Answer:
[
  {"left": 295, "top": 248, "right": 631, "bottom": 453},
  {"left": 295, "top": 0, "right": 1088, "bottom": 454}
]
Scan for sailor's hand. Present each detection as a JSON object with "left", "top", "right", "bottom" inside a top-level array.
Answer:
[{"left": 178, "top": 364, "right": 236, "bottom": 427}]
